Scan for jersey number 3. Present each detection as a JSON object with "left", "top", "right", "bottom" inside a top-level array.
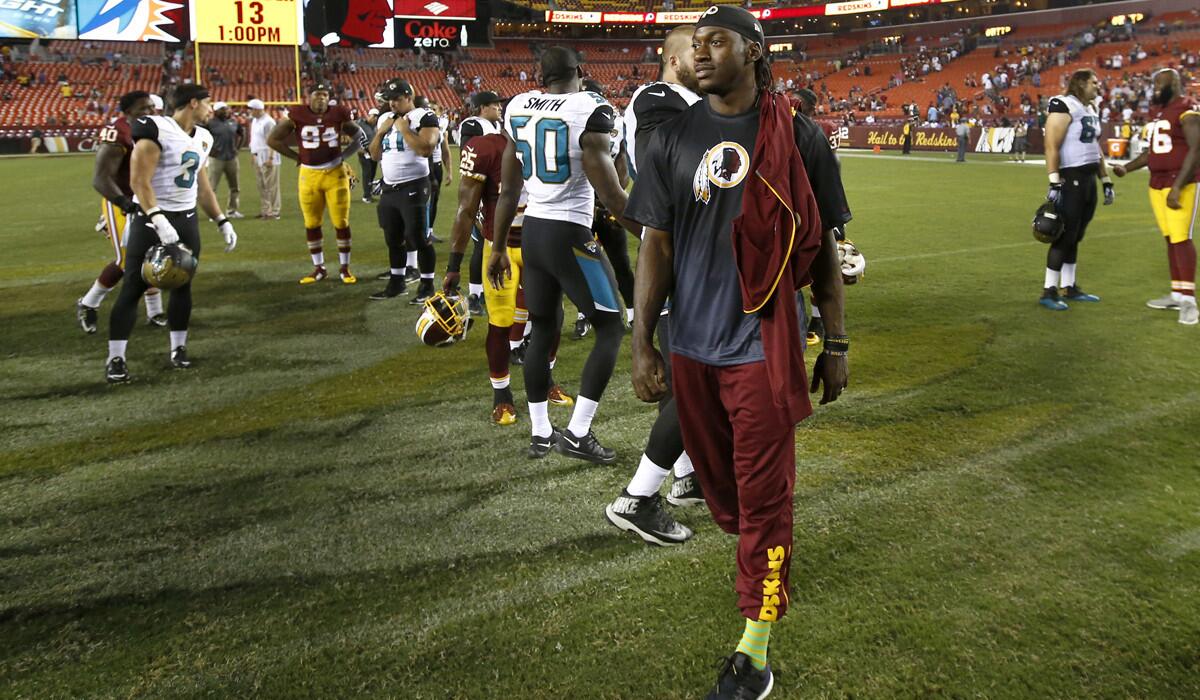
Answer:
[
  {"left": 509, "top": 116, "right": 569, "bottom": 184},
  {"left": 174, "top": 151, "right": 200, "bottom": 188}
]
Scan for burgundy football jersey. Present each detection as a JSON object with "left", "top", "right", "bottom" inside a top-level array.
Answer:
[
  {"left": 459, "top": 133, "right": 521, "bottom": 248},
  {"left": 290, "top": 103, "right": 353, "bottom": 167},
  {"left": 1148, "top": 97, "right": 1200, "bottom": 189},
  {"left": 98, "top": 115, "right": 134, "bottom": 197}
]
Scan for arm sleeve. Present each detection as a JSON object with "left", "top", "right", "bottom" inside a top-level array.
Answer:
[
  {"left": 460, "top": 119, "right": 484, "bottom": 146},
  {"left": 418, "top": 111, "right": 441, "bottom": 129},
  {"left": 584, "top": 104, "right": 616, "bottom": 134},
  {"left": 130, "top": 116, "right": 161, "bottom": 150},
  {"left": 1047, "top": 97, "right": 1070, "bottom": 114},
  {"left": 625, "top": 129, "right": 674, "bottom": 232}
]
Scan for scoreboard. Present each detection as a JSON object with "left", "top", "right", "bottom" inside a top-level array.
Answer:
[{"left": 192, "top": 0, "right": 302, "bottom": 45}]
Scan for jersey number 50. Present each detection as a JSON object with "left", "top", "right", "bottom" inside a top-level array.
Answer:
[
  {"left": 509, "top": 116, "right": 569, "bottom": 184},
  {"left": 300, "top": 125, "right": 339, "bottom": 150}
]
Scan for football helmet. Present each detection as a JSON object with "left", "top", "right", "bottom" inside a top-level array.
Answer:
[
  {"left": 1032, "top": 201, "right": 1063, "bottom": 244},
  {"left": 416, "top": 292, "right": 470, "bottom": 346},
  {"left": 837, "top": 240, "right": 866, "bottom": 285},
  {"left": 141, "top": 243, "right": 198, "bottom": 290}
]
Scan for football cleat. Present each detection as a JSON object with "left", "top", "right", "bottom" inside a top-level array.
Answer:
[
  {"left": 1180, "top": 298, "right": 1199, "bottom": 326},
  {"left": 339, "top": 268, "right": 357, "bottom": 285},
  {"left": 1062, "top": 285, "right": 1100, "bottom": 302},
  {"left": 605, "top": 491, "right": 694, "bottom": 546},
  {"left": 528, "top": 428, "right": 562, "bottom": 459},
  {"left": 468, "top": 293, "right": 484, "bottom": 317},
  {"left": 1146, "top": 294, "right": 1180, "bottom": 310},
  {"left": 405, "top": 268, "right": 421, "bottom": 283},
  {"left": 547, "top": 384, "right": 574, "bottom": 407},
  {"left": 76, "top": 299, "right": 98, "bottom": 334},
  {"left": 375, "top": 270, "right": 392, "bottom": 281},
  {"left": 300, "top": 266, "right": 328, "bottom": 285},
  {"left": 369, "top": 277, "right": 406, "bottom": 300},
  {"left": 510, "top": 338, "right": 529, "bottom": 366},
  {"left": 667, "top": 474, "right": 705, "bottom": 507},
  {"left": 491, "top": 403, "right": 518, "bottom": 426},
  {"left": 171, "top": 346, "right": 191, "bottom": 369},
  {"left": 1039, "top": 287, "right": 1068, "bottom": 311},
  {"left": 409, "top": 281, "right": 434, "bottom": 305},
  {"left": 573, "top": 313, "right": 590, "bottom": 339},
  {"left": 361, "top": 196, "right": 373, "bottom": 204},
  {"left": 416, "top": 292, "right": 470, "bottom": 346},
  {"left": 147, "top": 313, "right": 168, "bottom": 327},
  {"left": 226, "top": 210, "right": 245, "bottom": 219},
  {"left": 556, "top": 429, "right": 616, "bottom": 464},
  {"left": 105, "top": 357, "right": 130, "bottom": 384},
  {"left": 706, "top": 653, "right": 774, "bottom": 700}
]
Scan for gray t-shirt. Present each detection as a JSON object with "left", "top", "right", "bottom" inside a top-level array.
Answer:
[{"left": 206, "top": 116, "right": 242, "bottom": 161}]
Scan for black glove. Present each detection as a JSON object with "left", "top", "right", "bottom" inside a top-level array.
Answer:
[
  {"left": 114, "top": 195, "right": 140, "bottom": 216},
  {"left": 1102, "top": 181, "right": 1115, "bottom": 206}
]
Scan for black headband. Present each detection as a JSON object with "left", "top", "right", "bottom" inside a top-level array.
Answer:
[{"left": 695, "top": 5, "right": 764, "bottom": 47}]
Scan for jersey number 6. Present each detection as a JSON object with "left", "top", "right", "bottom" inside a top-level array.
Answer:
[{"left": 509, "top": 116, "right": 569, "bottom": 184}]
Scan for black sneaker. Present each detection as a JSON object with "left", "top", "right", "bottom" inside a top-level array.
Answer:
[
  {"left": 528, "top": 427, "right": 562, "bottom": 459},
  {"left": 468, "top": 293, "right": 484, "bottom": 317},
  {"left": 369, "top": 276, "right": 407, "bottom": 301},
  {"left": 147, "top": 313, "right": 168, "bottom": 327},
  {"left": 409, "top": 281, "right": 434, "bottom": 305},
  {"left": 405, "top": 268, "right": 420, "bottom": 283},
  {"left": 510, "top": 337, "right": 529, "bottom": 366},
  {"left": 76, "top": 298, "right": 98, "bottom": 334},
  {"left": 573, "top": 313, "right": 590, "bottom": 340},
  {"left": 556, "top": 428, "right": 616, "bottom": 464},
  {"left": 105, "top": 356, "right": 129, "bottom": 383},
  {"left": 1062, "top": 284, "right": 1100, "bottom": 302},
  {"left": 375, "top": 270, "right": 392, "bottom": 281},
  {"left": 1038, "top": 286, "right": 1068, "bottom": 311},
  {"left": 706, "top": 652, "right": 774, "bottom": 700},
  {"left": 171, "top": 346, "right": 191, "bottom": 369},
  {"left": 667, "top": 474, "right": 705, "bottom": 507},
  {"left": 605, "top": 491, "right": 693, "bottom": 545}
]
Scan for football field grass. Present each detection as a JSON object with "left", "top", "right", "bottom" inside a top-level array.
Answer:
[{"left": 1, "top": 149, "right": 1197, "bottom": 699}]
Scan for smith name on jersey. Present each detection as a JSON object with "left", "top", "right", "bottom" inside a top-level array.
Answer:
[
  {"left": 378, "top": 107, "right": 441, "bottom": 184},
  {"left": 1048, "top": 94, "right": 1102, "bottom": 169},
  {"left": 130, "top": 115, "right": 213, "bottom": 211},
  {"left": 503, "top": 90, "right": 616, "bottom": 229}
]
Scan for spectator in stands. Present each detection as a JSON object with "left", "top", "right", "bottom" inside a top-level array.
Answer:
[
  {"left": 248, "top": 99, "right": 281, "bottom": 220},
  {"left": 206, "top": 101, "right": 246, "bottom": 219}
]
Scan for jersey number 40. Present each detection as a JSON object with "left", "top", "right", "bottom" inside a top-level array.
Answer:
[{"left": 509, "top": 116, "right": 569, "bottom": 184}]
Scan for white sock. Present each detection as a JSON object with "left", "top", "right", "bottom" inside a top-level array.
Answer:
[
  {"left": 509, "top": 339, "right": 523, "bottom": 350},
  {"left": 391, "top": 267, "right": 406, "bottom": 277},
  {"left": 407, "top": 251, "right": 418, "bottom": 268},
  {"left": 170, "top": 330, "right": 187, "bottom": 350},
  {"left": 490, "top": 374, "right": 510, "bottom": 389},
  {"left": 339, "top": 251, "right": 350, "bottom": 266},
  {"left": 625, "top": 307, "right": 634, "bottom": 323},
  {"left": 1060, "top": 263, "right": 1077, "bottom": 289},
  {"left": 1044, "top": 267, "right": 1059, "bottom": 289},
  {"left": 523, "top": 323, "right": 532, "bottom": 338},
  {"left": 1172, "top": 291, "right": 1184, "bottom": 302},
  {"left": 311, "top": 252, "right": 325, "bottom": 266},
  {"left": 567, "top": 396, "right": 599, "bottom": 438},
  {"left": 421, "top": 273, "right": 434, "bottom": 280},
  {"left": 674, "top": 452, "right": 695, "bottom": 478},
  {"left": 626, "top": 454, "right": 670, "bottom": 497},
  {"left": 469, "top": 283, "right": 484, "bottom": 296},
  {"left": 529, "top": 400, "right": 551, "bottom": 438},
  {"left": 107, "top": 339, "right": 127, "bottom": 362},
  {"left": 811, "top": 304, "right": 822, "bottom": 319},
  {"left": 144, "top": 290, "right": 163, "bottom": 318},
  {"left": 81, "top": 281, "right": 111, "bottom": 308},
  {"left": 549, "top": 357, "right": 556, "bottom": 370}
]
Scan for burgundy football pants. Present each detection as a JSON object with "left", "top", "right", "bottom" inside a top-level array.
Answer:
[{"left": 671, "top": 353, "right": 796, "bottom": 621}]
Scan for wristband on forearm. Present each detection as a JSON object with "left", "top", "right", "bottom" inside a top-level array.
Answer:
[
  {"left": 1048, "top": 172, "right": 1061, "bottom": 185},
  {"left": 447, "top": 252, "right": 464, "bottom": 274},
  {"left": 1100, "top": 176, "right": 1112, "bottom": 185},
  {"left": 823, "top": 334, "right": 849, "bottom": 357},
  {"left": 215, "top": 216, "right": 230, "bottom": 228},
  {"left": 145, "top": 206, "right": 166, "bottom": 224},
  {"left": 114, "top": 195, "right": 136, "bottom": 212}
]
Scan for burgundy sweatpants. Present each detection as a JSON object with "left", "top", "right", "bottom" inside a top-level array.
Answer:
[{"left": 671, "top": 353, "right": 797, "bottom": 621}]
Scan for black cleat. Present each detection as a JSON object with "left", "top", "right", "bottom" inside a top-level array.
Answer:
[
  {"left": 528, "top": 427, "right": 562, "bottom": 459},
  {"left": 147, "top": 313, "right": 168, "bottom": 327},
  {"left": 76, "top": 299, "right": 98, "bottom": 334},
  {"left": 369, "top": 276, "right": 407, "bottom": 300},
  {"left": 605, "top": 491, "right": 693, "bottom": 545},
  {"left": 405, "top": 268, "right": 420, "bottom": 283},
  {"left": 706, "top": 653, "right": 774, "bottom": 700},
  {"left": 105, "top": 357, "right": 130, "bottom": 383},
  {"left": 171, "top": 346, "right": 191, "bottom": 369},
  {"left": 510, "top": 337, "right": 529, "bottom": 366},
  {"left": 667, "top": 474, "right": 705, "bottom": 507},
  {"left": 468, "top": 293, "right": 484, "bottom": 317},
  {"left": 409, "top": 281, "right": 434, "bottom": 305},
  {"left": 573, "top": 313, "right": 590, "bottom": 340},
  {"left": 375, "top": 270, "right": 392, "bottom": 281},
  {"left": 556, "top": 428, "right": 616, "bottom": 464}
]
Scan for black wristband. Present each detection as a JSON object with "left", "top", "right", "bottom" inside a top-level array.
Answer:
[
  {"left": 447, "top": 252, "right": 465, "bottom": 274},
  {"left": 215, "top": 217, "right": 230, "bottom": 228},
  {"left": 114, "top": 195, "right": 136, "bottom": 213}
]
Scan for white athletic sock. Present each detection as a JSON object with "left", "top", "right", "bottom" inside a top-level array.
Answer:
[
  {"left": 567, "top": 396, "right": 600, "bottom": 438},
  {"left": 509, "top": 339, "right": 523, "bottom": 350},
  {"left": 625, "top": 307, "right": 634, "bottom": 324},
  {"left": 1060, "top": 263, "right": 1077, "bottom": 289},
  {"left": 523, "top": 323, "right": 532, "bottom": 338},
  {"left": 311, "top": 252, "right": 325, "bottom": 267},
  {"left": 811, "top": 304, "right": 822, "bottom": 319},
  {"left": 144, "top": 289, "right": 163, "bottom": 318},
  {"left": 529, "top": 400, "right": 551, "bottom": 438},
  {"left": 339, "top": 251, "right": 350, "bottom": 266},
  {"left": 390, "top": 267, "right": 406, "bottom": 277},
  {"left": 674, "top": 452, "right": 695, "bottom": 478},
  {"left": 421, "top": 273, "right": 434, "bottom": 280},
  {"left": 1172, "top": 291, "right": 1185, "bottom": 302},
  {"left": 626, "top": 454, "right": 670, "bottom": 497},
  {"left": 407, "top": 251, "right": 418, "bottom": 268},
  {"left": 469, "top": 283, "right": 484, "bottom": 296},
  {"left": 490, "top": 374, "right": 510, "bottom": 389},
  {"left": 81, "top": 281, "right": 111, "bottom": 308},
  {"left": 107, "top": 340, "right": 127, "bottom": 362},
  {"left": 549, "top": 357, "right": 556, "bottom": 370},
  {"left": 1044, "top": 267, "right": 1059, "bottom": 289},
  {"left": 169, "top": 330, "right": 187, "bottom": 351}
]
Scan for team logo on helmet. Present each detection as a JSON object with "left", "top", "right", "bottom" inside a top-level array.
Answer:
[{"left": 692, "top": 141, "right": 749, "bottom": 204}]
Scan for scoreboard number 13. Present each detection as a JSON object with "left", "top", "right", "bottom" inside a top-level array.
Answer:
[{"left": 235, "top": 1, "right": 265, "bottom": 25}]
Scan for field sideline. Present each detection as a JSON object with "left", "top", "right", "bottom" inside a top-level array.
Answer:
[{"left": 1, "top": 149, "right": 1198, "bottom": 699}]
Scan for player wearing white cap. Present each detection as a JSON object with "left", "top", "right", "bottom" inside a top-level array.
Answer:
[{"left": 247, "top": 98, "right": 281, "bottom": 219}]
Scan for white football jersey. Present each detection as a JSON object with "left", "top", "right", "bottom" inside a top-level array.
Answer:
[
  {"left": 130, "top": 115, "right": 213, "bottom": 211},
  {"left": 456, "top": 115, "right": 500, "bottom": 145},
  {"left": 1048, "top": 94, "right": 1102, "bottom": 169},
  {"left": 432, "top": 114, "right": 450, "bottom": 164},
  {"left": 624, "top": 81, "right": 701, "bottom": 172},
  {"left": 609, "top": 113, "right": 624, "bottom": 160},
  {"left": 379, "top": 107, "right": 440, "bottom": 185},
  {"left": 504, "top": 90, "right": 616, "bottom": 228}
]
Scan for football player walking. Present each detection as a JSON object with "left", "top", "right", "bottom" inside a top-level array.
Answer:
[{"left": 105, "top": 85, "right": 238, "bottom": 383}]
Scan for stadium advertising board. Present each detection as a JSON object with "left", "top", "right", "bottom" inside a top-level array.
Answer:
[
  {"left": 77, "top": 0, "right": 188, "bottom": 42},
  {"left": 842, "top": 126, "right": 1044, "bottom": 153},
  {"left": 393, "top": 0, "right": 472, "bottom": 21},
  {"left": 826, "top": 0, "right": 887, "bottom": 16},
  {"left": 0, "top": 0, "right": 77, "bottom": 38},
  {"left": 394, "top": 0, "right": 485, "bottom": 49},
  {"left": 193, "top": 0, "right": 302, "bottom": 44},
  {"left": 545, "top": 1, "right": 957, "bottom": 24},
  {"left": 303, "top": 0, "right": 391, "bottom": 47}
]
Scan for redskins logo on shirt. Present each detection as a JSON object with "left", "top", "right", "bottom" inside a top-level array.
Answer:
[{"left": 692, "top": 141, "right": 750, "bottom": 204}]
